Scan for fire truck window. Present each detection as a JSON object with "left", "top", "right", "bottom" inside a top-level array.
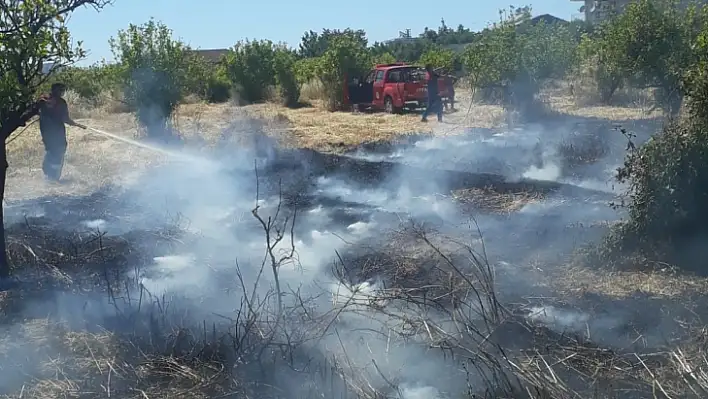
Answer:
[
  {"left": 375, "top": 70, "right": 384, "bottom": 82},
  {"left": 388, "top": 71, "right": 400, "bottom": 83}
]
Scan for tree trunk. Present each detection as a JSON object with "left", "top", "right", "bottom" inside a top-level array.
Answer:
[{"left": 0, "top": 161, "right": 8, "bottom": 279}]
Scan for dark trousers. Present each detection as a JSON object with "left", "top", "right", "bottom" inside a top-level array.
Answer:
[
  {"left": 422, "top": 95, "right": 443, "bottom": 121},
  {"left": 42, "top": 141, "right": 67, "bottom": 181},
  {"left": 445, "top": 90, "right": 455, "bottom": 110}
]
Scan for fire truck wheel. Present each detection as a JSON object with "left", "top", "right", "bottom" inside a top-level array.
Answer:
[{"left": 384, "top": 96, "right": 399, "bottom": 114}]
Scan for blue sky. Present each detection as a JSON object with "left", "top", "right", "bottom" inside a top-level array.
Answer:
[{"left": 67, "top": 0, "right": 583, "bottom": 65}]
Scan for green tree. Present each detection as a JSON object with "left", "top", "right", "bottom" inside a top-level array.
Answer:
[
  {"left": 204, "top": 64, "right": 232, "bottom": 103},
  {"left": 222, "top": 41, "right": 300, "bottom": 107},
  {"left": 600, "top": 4, "right": 708, "bottom": 269},
  {"left": 371, "top": 52, "right": 397, "bottom": 65},
  {"left": 0, "top": 0, "right": 111, "bottom": 279},
  {"left": 578, "top": 0, "right": 702, "bottom": 111},
  {"left": 314, "top": 35, "right": 371, "bottom": 111},
  {"left": 294, "top": 57, "right": 321, "bottom": 85},
  {"left": 45, "top": 63, "right": 120, "bottom": 102},
  {"left": 298, "top": 28, "right": 367, "bottom": 58},
  {"left": 462, "top": 6, "right": 576, "bottom": 114},
  {"left": 273, "top": 49, "right": 300, "bottom": 107},
  {"left": 223, "top": 40, "right": 277, "bottom": 103},
  {"left": 371, "top": 39, "right": 432, "bottom": 63},
  {"left": 576, "top": 32, "right": 626, "bottom": 103},
  {"left": 110, "top": 19, "right": 200, "bottom": 140},
  {"left": 683, "top": 8, "right": 708, "bottom": 122},
  {"left": 418, "top": 47, "right": 457, "bottom": 72},
  {"left": 461, "top": 8, "right": 526, "bottom": 107}
]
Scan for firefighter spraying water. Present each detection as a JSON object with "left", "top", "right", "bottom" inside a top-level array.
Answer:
[
  {"left": 12, "top": 82, "right": 217, "bottom": 179},
  {"left": 29, "top": 83, "right": 87, "bottom": 181}
]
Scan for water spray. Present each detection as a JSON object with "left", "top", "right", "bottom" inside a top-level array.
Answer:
[
  {"left": 85, "top": 126, "right": 220, "bottom": 170},
  {"left": 85, "top": 126, "right": 181, "bottom": 158}
]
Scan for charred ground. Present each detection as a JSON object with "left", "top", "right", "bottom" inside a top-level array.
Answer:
[{"left": 2, "top": 102, "right": 706, "bottom": 398}]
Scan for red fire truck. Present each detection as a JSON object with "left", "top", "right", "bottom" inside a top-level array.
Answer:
[{"left": 345, "top": 63, "right": 450, "bottom": 113}]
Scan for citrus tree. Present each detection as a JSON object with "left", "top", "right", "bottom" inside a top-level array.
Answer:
[
  {"left": 315, "top": 35, "right": 371, "bottom": 111},
  {"left": 461, "top": 9, "right": 526, "bottom": 107},
  {"left": 0, "top": 0, "right": 112, "bottom": 279},
  {"left": 43, "top": 63, "right": 122, "bottom": 103},
  {"left": 462, "top": 7, "right": 576, "bottom": 113},
  {"left": 110, "top": 19, "right": 203, "bottom": 140},
  {"left": 223, "top": 40, "right": 278, "bottom": 103},
  {"left": 371, "top": 52, "right": 396, "bottom": 66},
  {"left": 418, "top": 47, "right": 458, "bottom": 72},
  {"left": 273, "top": 48, "right": 300, "bottom": 107},
  {"left": 222, "top": 40, "right": 299, "bottom": 106},
  {"left": 600, "top": 3, "right": 708, "bottom": 268},
  {"left": 578, "top": 0, "right": 702, "bottom": 111}
]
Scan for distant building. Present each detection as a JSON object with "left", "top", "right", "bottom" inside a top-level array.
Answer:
[{"left": 522, "top": 14, "right": 570, "bottom": 26}]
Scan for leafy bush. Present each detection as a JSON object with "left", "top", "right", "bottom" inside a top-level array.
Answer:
[
  {"left": 461, "top": 7, "right": 576, "bottom": 115},
  {"left": 371, "top": 39, "right": 432, "bottom": 63},
  {"left": 371, "top": 52, "right": 397, "bottom": 65},
  {"left": 599, "top": 5, "right": 708, "bottom": 269},
  {"left": 298, "top": 28, "right": 368, "bottom": 58},
  {"left": 576, "top": 0, "right": 700, "bottom": 111},
  {"left": 273, "top": 49, "right": 300, "bottom": 107},
  {"left": 205, "top": 64, "right": 232, "bottom": 103},
  {"left": 44, "top": 64, "right": 120, "bottom": 102},
  {"left": 110, "top": 19, "right": 200, "bottom": 139},
  {"left": 314, "top": 35, "right": 372, "bottom": 111},
  {"left": 294, "top": 57, "right": 321, "bottom": 85},
  {"left": 223, "top": 40, "right": 278, "bottom": 104},
  {"left": 418, "top": 48, "right": 458, "bottom": 72},
  {"left": 222, "top": 40, "right": 299, "bottom": 107}
]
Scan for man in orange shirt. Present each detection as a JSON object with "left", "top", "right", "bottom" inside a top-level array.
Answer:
[{"left": 32, "top": 83, "right": 86, "bottom": 181}]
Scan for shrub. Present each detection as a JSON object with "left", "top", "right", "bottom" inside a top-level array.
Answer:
[
  {"left": 273, "top": 49, "right": 300, "bottom": 107},
  {"left": 44, "top": 63, "right": 120, "bottom": 102},
  {"left": 205, "top": 64, "right": 232, "bottom": 103},
  {"left": 294, "top": 57, "right": 321, "bottom": 85},
  {"left": 110, "top": 19, "right": 199, "bottom": 139},
  {"left": 371, "top": 52, "right": 397, "bottom": 66},
  {"left": 314, "top": 35, "right": 371, "bottom": 111},
  {"left": 299, "top": 79, "right": 326, "bottom": 103},
  {"left": 461, "top": 7, "right": 576, "bottom": 115},
  {"left": 576, "top": 0, "right": 701, "bottom": 111},
  {"left": 221, "top": 41, "right": 299, "bottom": 107},
  {"left": 418, "top": 47, "right": 457, "bottom": 72},
  {"left": 601, "top": 10, "right": 708, "bottom": 269},
  {"left": 223, "top": 40, "right": 278, "bottom": 104}
]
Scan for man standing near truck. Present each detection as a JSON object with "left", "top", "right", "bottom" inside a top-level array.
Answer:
[{"left": 421, "top": 64, "right": 443, "bottom": 122}]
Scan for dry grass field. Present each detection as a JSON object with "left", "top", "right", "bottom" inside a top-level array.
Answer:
[
  {"left": 3, "top": 85, "right": 708, "bottom": 399},
  {"left": 3, "top": 86, "right": 658, "bottom": 199}
]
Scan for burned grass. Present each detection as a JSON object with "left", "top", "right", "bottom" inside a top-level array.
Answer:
[
  {"left": 4, "top": 88, "right": 705, "bottom": 398},
  {"left": 452, "top": 187, "right": 545, "bottom": 214},
  {"left": 3, "top": 200, "right": 708, "bottom": 398},
  {"left": 0, "top": 218, "right": 349, "bottom": 399}
]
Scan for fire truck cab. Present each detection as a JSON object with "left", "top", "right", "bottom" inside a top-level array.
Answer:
[{"left": 346, "top": 63, "right": 449, "bottom": 113}]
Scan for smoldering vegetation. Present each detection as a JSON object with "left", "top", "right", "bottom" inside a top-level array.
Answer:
[{"left": 0, "top": 114, "right": 706, "bottom": 399}]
